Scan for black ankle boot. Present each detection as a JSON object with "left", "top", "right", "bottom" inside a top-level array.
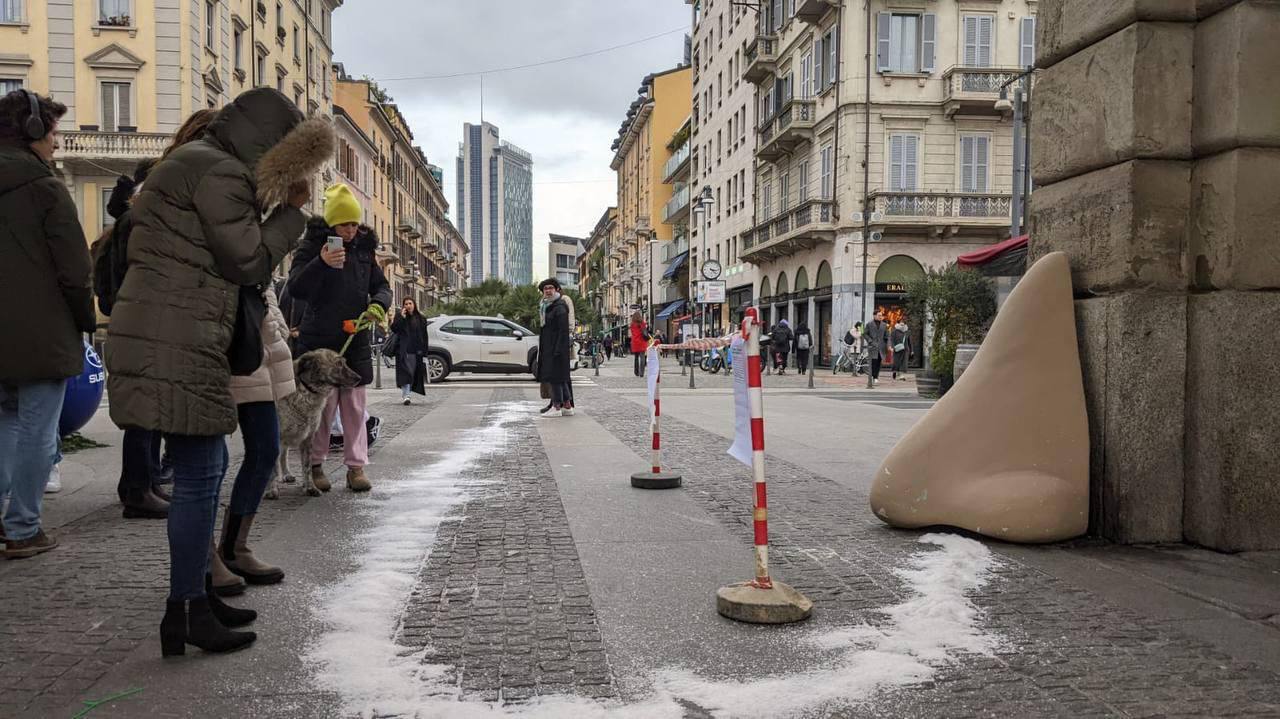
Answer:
[
  {"left": 204, "top": 574, "right": 257, "bottom": 628},
  {"left": 160, "top": 598, "right": 256, "bottom": 657}
]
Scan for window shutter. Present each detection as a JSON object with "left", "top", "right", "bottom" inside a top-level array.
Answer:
[
  {"left": 921, "top": 14, "right": 936, "bottom": 74},
  {"left": 876, "top": 13, "right": 891, "bottom": 73},
  {"left": 889, "top": 136, "right": 903, "bottom": 190},
  {"left": 827, "top": 28, "right": 838, "bottom": 85},
  {"left": 975, "top": 136, "right": 989, "bottom": 192},
  {"left": 772, "top": 0, "right": 783, "bottom": 33},
  {"left": 799, "top": 161, "right": 809, "bottom": 202},
  {"left": 960, "top": 136, "right": 975, "bottom": 192},
  {"left": 1020, "top": 17, "right": 1036, "bottom": 68},
  {"left": 118, "top": 84, "right": 131, "bottom": 127},
  {"left": 813, "top": 37, "right": 824, "bottom": 93},
  {"left": 963, "top": 17, "right": 977, "bottom": 67},
  {"left": 977, "top": 17, "right": 993, "bottom": 67},
  {"left": 101, "top": 83, "right": 114, "bottom": 131},
  {"left": 905, "top": 136, "right": 918, "bottom": 191}
]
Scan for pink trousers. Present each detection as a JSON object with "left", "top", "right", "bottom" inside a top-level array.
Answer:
[{"left": 309, "top": 386, "right": 368, "bottom": 468}]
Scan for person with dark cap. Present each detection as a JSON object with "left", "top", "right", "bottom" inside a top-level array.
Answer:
[
  {"left": 106, "top": 88, "right": 333, "bottom": 656},
  {"left": 0, "top": 89, "right": 95, "bottom": 559},
  {"left": 536, "top": 278, "right": 575, "bottom": 416}
]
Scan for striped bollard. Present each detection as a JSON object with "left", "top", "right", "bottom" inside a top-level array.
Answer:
[
  {"left": 716, "top": 308, "right": 813, "bottom": 624},
  {"left": 631, "top": 344, "right": 682, "bottom": 490}
]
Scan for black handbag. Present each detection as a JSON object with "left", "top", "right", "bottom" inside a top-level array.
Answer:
[
  {"left": 228, "top": 285, "right": 266, "bottom": 376},
  {"left": 381, "top": 333, "right": 398, "bottom": 358}
]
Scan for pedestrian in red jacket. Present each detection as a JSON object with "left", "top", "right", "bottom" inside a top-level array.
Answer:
[{"left": 629, "top": 311, "right": 650, "bottom": 377}]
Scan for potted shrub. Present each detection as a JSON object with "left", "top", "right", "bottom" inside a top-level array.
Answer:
[{"left": 903, "top": 263, "right": 996, "bottom": 398}]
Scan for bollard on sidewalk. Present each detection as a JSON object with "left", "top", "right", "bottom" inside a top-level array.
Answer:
[
  {"left": 631, "top": 346, "right": 681, "bottom": 490},
  {"left": 717, "top": 308, "right": 812, "bottom": 624}
]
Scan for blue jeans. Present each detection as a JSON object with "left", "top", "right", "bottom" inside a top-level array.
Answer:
[
  {"left": 400, "top": 384, "right": 411, "bottom": 399},
  {"left": 229, "top": 402, "right": 279, "bottom": 517},
  {"left": 164, "top": 434, "right": 228, "bottom": 601},
  {"left": 119, "top": 427, "right": 161, "bottom": 496},
  {"left": 0, "top": 380, "right": 67, "bottom": 541}
]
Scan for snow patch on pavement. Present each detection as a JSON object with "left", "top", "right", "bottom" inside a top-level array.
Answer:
[
  {"left": 308, "top": 402, "right": 995, "bottom": 718},
  {"left": 655, "top": 533, "right": 997, "bottom": 718}
]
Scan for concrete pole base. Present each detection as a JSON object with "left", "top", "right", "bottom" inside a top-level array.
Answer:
[
  {"left": 630, "top": 472, "right": 683, "bottom": 490},
  {"left": 716, "top": 580, "right": 813, "bottom": 624}
]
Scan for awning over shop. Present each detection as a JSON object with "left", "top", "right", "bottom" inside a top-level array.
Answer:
[
  {"left": 662, "top": 251, "right": 690, "bottom": 280},
  {"left": 656, "top": 299, "right": 687, "bottom": 320},
  {"left": 957, "top": 235, "right": 1029, "bottom": 276}
]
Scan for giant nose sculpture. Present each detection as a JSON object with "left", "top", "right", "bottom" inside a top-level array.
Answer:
[{"left": 870, "top": 251, "right": 1089, "bottom": 543}]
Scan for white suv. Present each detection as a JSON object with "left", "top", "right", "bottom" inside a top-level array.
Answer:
[{"left": 424, "top": 315, "right": 539, "bottom": 382}]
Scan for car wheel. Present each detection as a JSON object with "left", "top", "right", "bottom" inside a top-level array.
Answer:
[{"left": 427, "top": 354, "right": 450, "bottom": 383}]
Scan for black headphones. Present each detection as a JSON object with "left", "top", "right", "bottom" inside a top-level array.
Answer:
[{"left": 22, "top": 89, "right": 45, "bottom": 141}]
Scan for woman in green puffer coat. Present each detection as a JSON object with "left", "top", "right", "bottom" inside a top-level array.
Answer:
[{"left": 105, "top": 89, "right": 333, "bottom": 658}]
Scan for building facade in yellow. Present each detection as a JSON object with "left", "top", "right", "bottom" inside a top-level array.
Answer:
[
  {"left": 0, "top": 0, "right": 340, "bottom": 240},
  {"left": 607, "top": 65, "right": 691, "bottom": 328}
]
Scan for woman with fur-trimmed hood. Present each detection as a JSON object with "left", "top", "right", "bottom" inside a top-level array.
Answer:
[{"left": 105, "top": 88, "right": 333, "bottom": 658}]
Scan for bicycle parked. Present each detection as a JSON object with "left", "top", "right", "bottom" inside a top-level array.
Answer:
[
  {"left": 699, "top": 345, "right": 734, "bottom": 374},
  {"left": 831, "top": 342, "right": 869, "bottom": 376}
]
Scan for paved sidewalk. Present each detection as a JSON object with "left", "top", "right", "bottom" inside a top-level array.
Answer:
[{"left": 1, "top": 368, "right": 1277, "bottom": 717}]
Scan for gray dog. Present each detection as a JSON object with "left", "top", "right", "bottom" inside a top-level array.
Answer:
[{"left": 264, "top": 349, "right": 360, "bottom": 499}]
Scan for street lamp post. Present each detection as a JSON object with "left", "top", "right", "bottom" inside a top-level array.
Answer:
[{"left": 995, "top": 68, "right": 1035, "bottom": 237}]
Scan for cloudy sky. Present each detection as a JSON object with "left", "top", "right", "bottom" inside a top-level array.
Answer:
[{"left": 332, "top": 1, "right": 692, "bottom": 280}]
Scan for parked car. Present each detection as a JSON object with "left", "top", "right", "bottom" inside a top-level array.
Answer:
[{"left": 424, "top": 315, "right": 540, "bottom": 382}]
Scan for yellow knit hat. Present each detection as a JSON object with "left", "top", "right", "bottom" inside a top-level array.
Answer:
[{"left": 323, "top": 183, "right": 362, "bottom": 227}]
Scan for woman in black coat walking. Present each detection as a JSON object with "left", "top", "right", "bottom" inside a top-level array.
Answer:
[
  {"left": 536, "top": 279, "right": 574, "bottom": 417},
  {"left": 389, "top": 298, "right": 429, "bottom": 404}
]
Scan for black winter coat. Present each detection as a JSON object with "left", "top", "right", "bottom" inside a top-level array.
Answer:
[
  {"left": 770, "top": 325, "right": 794, "bottom": 354},
  {"left": 390, "top": 312, "right": 429, "bottom": 390},
  {"left": 0, "top": 144, "right": 96, "bottom": 382},
  {"left": 287, "top": 219, "right": 392, "bottom": 385},
  {"left": 536, "top": 298, "right": 571, "bottom": 384}
]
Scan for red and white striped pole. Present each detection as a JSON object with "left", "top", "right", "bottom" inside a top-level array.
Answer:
[
  {"left": 631, "top": 344, "right": 681, "bottom": 489},
  {"left": 716, "top": 306, "right": 813, "bottom": 623},
  {"left": 743, "top": 307, "right": 772, "bottom": 589},
  {"left": 651, "top": 366, "right": 662, "bottom": 474}
]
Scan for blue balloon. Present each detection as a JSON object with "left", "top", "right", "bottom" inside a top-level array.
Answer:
[{"left": 59, "top": 341, "right": 105, "bottom": 437}]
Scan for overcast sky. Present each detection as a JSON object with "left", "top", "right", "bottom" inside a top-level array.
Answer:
[{"left": 332, "top": 1, "right": 692, "bottom": 281}]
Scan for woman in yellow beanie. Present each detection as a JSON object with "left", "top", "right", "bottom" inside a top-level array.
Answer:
[{"left": 284, "top": 183, "right": 391, "bottom": 493}]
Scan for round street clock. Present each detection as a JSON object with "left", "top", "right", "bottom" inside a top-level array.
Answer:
[{"left": 701, "top": 259, "right": 723, "bottom": 281}]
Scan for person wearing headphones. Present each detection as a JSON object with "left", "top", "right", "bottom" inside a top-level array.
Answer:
[{"left": 0, "top": 89, "right": 95, "bottom": 559}]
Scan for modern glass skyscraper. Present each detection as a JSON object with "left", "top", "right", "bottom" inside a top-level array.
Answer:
[{"left": 456, "top": 122, "right": 534, "bottom": 286}]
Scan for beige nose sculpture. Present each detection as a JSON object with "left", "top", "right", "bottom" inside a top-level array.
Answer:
[{"left": 869, "top": 251, "right": 1089, "bottom": 543}]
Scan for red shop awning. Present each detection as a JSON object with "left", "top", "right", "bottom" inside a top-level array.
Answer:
[{"left": 957, "top": 234, "right": 1029, "bottom": 268}]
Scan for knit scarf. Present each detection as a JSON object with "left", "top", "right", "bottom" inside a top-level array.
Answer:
[{"left": 538, "top": 292, "right": 562, "bottom": 326}]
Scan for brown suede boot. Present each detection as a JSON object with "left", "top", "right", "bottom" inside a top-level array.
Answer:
[
  {"left": 220, "top": 514, "right": 283, "bottom": 585},
  {"left": 346, "top": 467, "right": 371, "bottom": 492},
  {"left": 309, "top": 465, "right": 331, "bottom": 493},
  {"left": 209, "top": 540, "right": 246, "bottom": 596}
]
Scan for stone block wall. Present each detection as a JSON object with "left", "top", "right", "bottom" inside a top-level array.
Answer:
[{"left": 1031, "top": 0, "right": 1280, "bottom": 550}]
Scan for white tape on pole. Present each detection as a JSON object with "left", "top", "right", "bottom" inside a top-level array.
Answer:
[
  {"left": 727, "top": 334, "right": 752, "bottom": 468},
  {"left": 646, "top": 344, "right": 660, "bottom": 427}
]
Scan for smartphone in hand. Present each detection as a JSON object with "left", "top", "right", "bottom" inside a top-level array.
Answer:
[{"left": 326, "top": 235, "right": 343, "bottom": 252}]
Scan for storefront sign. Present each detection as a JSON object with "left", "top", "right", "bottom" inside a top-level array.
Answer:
[{"left": 876, "top": 282, "right": 907, "bottom": 294}]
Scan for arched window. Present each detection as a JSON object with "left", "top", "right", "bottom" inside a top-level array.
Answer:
[
  {"left": 760, "top": 276, "right": 771, "bottom": 299},
  {"left": 875, "top": 254, "right": 926, "bottom": 286},
  {"left": 775, "top": 271, "right": 789, "bottom": 297},
  {"left": 815, "top": 261, "right": 833, "bottom": 290},
  {"left": 794, "top": 266, "right": 810, "bottom": 292}
]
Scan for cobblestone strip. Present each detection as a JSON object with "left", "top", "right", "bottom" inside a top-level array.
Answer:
[
  {"left": 0, "top": 391, "right": 450, "bottom": 716},
  {"left": 399, "top": 389, "right": 618, "bottom": 704},
  {"left": 584, "top": 386, "right": 1280, "bottom": 718}
]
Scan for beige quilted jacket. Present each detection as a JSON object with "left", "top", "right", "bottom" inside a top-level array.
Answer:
[{"left": 229, "top": 289, "right": 296, "bottom": 405}]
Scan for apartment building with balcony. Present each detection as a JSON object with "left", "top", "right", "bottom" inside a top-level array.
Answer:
[
  {"left": 687, "top": 0, "right": 762, "bottom": 336},
  {"left": 0, "top": 0, "right": 340, "bottom": 239},
  {"left": 609, "top": 64, "right": 692, "bottom": 331},
  {"left": 577, "top": 206, "right": 617, "bottom": 334},
  {"left": 335, "top": 66, "right": 454, "bottom": 310},
  {"left": 741, "top": 0, "right": 1035, "bottom": 367}
]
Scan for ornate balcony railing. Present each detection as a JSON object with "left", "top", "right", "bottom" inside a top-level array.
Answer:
[
  {"left": 742, "top": 199, "right": 836, "bottom": 260},
  {"left": 941, "top": 66, "right": 1024, "bottom": 116},
  {"left": 758, "top": 98, "right": 816, "bottom": 161},
  {"left": 59, "top": 131, "right": 169, "bottom": 160},
  {"left": 743, "top": 34, "right": 777, "bottom": 84},
  {"left": 870, "top": 190, "right": 1012, "bottom": 221}
]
